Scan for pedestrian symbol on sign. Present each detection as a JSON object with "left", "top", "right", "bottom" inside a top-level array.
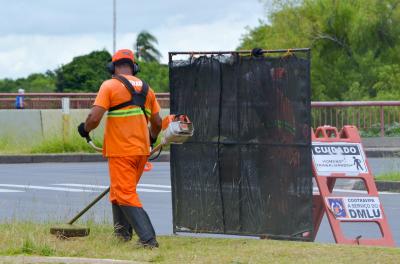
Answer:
[{"left": 353, "top": 156, "right": 364, "bottom": 171}]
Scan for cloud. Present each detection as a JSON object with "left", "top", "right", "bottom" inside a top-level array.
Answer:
[
  {"left": 155, "top": 13, "right": 261, "bottom": 62},
  {"left": 0, "top": 34, "right": 109, "bottom": 78},
  {"left": 0, "top": 0, "right": 264, "bottom": 78},
  {"left": 0, "top": 0, "right": 265, "bottom": 35}
]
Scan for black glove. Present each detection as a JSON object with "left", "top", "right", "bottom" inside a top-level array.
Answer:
[
  {"left": 149, "top": 133, "right": 157, "bottom": 149},
  {"left": 78, "top": 123, "right": 90, "bottom": 140},
  {"left": 251, "top": 47, "right": 263, "bottom": 57}
]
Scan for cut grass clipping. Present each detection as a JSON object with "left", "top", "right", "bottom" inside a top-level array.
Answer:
[
  {"left": 376, "top": 172, "right": 400, "bottom": 182},
  {"left": 0, "top": 223, "right": 399, "bottom": 263}
]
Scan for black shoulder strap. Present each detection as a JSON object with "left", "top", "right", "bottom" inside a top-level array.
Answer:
[{"left": 108, "top": 75, "right": 149, "bottom": 121}]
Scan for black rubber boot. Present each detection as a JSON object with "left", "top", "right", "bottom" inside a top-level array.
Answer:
[
  {"left": 112, "top": 204, "right": 132, "bottom": 241},
  {"left": 119, "top": 205, "right": 159, "bottom": 248}
]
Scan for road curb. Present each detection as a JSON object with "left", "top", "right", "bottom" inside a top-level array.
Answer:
[
  {"left": 0, "top": 154, "right": 105, "bottom": 164},
  {"left": 0, "top": 148, "right": 397, "bottom": 164},
  {"left": 365, "top": 148, "right": 400, "bottom": 158},
  {"left": 0, "top": 153, "right": 170, "bottom": 164},
  {"left": 353, "top": 181, "right": 400, "bottom": 193}
]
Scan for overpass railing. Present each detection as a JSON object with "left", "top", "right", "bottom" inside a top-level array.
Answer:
[
  {"left": 0, "top": 94, "right": 398, "bottom": 137},
  {"left": 0, "top": 93, "right": 170, "bottom": 109},
  {"left": 312, "top": 101, "right": 400, "bottom": 137}
]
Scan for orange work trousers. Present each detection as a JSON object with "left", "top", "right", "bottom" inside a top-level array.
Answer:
[{"left": 108, "top": 155, "right": 148, "bottom": 207}]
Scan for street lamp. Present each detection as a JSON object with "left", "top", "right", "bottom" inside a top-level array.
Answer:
[{"left": 113, "top": 0, "right": 116, "bottom": 53}]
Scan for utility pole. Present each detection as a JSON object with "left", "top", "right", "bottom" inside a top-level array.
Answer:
[{"left": 113, "top": 0, "right": 116, "bottom": 53}]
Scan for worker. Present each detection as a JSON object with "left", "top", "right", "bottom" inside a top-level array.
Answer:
[
  {"left": 77, "top": 49, "right": 162, "bottom": 248},
  {"left": 15, "top": 88, "right": 25, "bottom": 109}
]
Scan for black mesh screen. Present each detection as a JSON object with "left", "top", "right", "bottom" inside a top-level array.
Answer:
[{"left": 169, "top": 52, "right": 312, "bottom": 240}]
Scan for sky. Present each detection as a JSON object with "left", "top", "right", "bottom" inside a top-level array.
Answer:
[{"left": 0, "top": 0, "right": 266, "bottom": 79}]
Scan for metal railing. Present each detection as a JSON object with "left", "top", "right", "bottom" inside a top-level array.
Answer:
[
  {"left": 0, "top": 93, "right": 170, "bottom": 109},
  {"left": 312, "top": 101, "right": 400, "bottom": 137},
  {"left": 1, "top": 94, "right": 399, "bottom": 137}
]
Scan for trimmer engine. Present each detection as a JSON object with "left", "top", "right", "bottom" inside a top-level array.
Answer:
[{"left": 161, "top": 115, "right": 194, "bottom": 145}]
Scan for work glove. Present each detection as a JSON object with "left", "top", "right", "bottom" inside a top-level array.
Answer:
[
  {"left": 78, "top": 122, "right": 90, "bottom": 140},
  {"left": 251, "top": 47, "right": 263, "bottom": 57}
]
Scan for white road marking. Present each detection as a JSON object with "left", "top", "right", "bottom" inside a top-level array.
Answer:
[
  {"left": 2, "top": 183, "right": 394, "bottom": 195},
  {"left": 53, "top": 183, "right": 172, "bottom": 190},
  {"left": 0, "top": 188, "right": 24, "bottom": 193},
  {"left": 52, "top": 183, "right": 171, "bottom": 193},
  {"left": 53, "top": 184, "right": 108, "bottom": 189},
  {"left": 312, "top": 187, "right": 399, "bottom": 195},
  {"left": 137, "top": 188, "right": 170, "bottom": 193},
  {"left": 139, "top": 184, "right": 171, "bottom": 189},
  {"left": 0, "top": 184, "right": 96, "bottom": 193}
]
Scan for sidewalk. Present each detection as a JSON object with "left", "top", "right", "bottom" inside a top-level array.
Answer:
[
  {"left": 0, "top": 137, "right": 399, "bottom": 164},
  {"left": 362, "top": 137, "right": 400, "bottom": 157},
  {"left": 0, "top": 149, "right": 398, "bottom": 164},
  {"left": 0, "top": 153, "right": 170, "bottom": 164}
]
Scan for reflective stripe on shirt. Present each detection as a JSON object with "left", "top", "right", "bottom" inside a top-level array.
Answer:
[{"left": 107, "top": 107, "right": 151, "bottom": 118}]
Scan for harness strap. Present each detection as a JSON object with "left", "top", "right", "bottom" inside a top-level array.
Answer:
[
  {"left": 108, "top": 75, "right": 149, "bottom": 122},
  {"left": 108, "top": 100, "right": 133, "bottom": 112}
]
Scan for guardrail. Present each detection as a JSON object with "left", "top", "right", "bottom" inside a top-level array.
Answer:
[
  {"left": 1, "top": 94, "right": 399, "bottom": 137},
  {"left": 0, "top": 93, "right": 170, "bottom": 109},
  {"left": 312, "top": 101, "right": 400, "bottom": 137}
]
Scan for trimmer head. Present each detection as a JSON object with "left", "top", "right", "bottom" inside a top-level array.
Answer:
[{"left": 50, "top": 224, "right": 90, "bottom": 238}]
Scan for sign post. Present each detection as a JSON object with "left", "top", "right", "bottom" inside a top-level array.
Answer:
[
  {"left": 312, "top": 125, "right": 395, "bottom": 247},
  {"left": 61, "top": 97, "right": 70, "bottom": 143}
]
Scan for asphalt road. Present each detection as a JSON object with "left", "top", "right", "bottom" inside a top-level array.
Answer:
[{"left": 0, "top": 160, "right": 399, "bottom": 246}]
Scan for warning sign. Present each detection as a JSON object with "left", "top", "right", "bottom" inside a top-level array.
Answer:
[
  {"left": 312, "top": 142, "right": 368, "bottom": 176},
  {"left": 326, "top": 197, "right": 382, "bottom": 221}
]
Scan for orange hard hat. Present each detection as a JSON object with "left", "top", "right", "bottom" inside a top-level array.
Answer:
[{"left": 112, "top": 49, "right": 135, "bottom": 63}]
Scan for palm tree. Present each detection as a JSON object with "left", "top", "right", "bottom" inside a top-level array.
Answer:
[{"left": 135, "top": 31, "right": 161, "bottom": 62}]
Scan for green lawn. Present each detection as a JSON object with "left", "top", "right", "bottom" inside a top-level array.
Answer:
[
  {"left": 0, "top": 223, "right": 399, "bottom": 263},
  {"left": 0, "top": 133, "right": 165, "bottom": 154},
  {"left": 376, "top": 172, "right": 400, "bottom": 182},
  {"left": 0, "top": 136, "right": 101, "bottom": 154}
]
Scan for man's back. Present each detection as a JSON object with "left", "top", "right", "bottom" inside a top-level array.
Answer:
[
  {"left": 94, "top": 74, "right": 160, "bottom": 157},
  {"left": 78, "top": 49, "right": 161, "bottom": 248}
]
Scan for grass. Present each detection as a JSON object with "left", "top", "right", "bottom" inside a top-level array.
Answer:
[
  {"left": 29, "top": 136, "right": 102, "bottom": 154},
  {"left": 358, "top": 122, "right": 400, "bottom": 137},
  {"left": 0, "top": 134, "right": 166, "bottom": 154},
  {"left": 376, "top": 172, "right": 400, "bottom": 182},
  {"left": 0, "top": 137, "right": 31, "bottom": 154},
  {"left": 0, "top": 223, "right": 399, "bottom": 263},
  {"left": 0, "top": 135, "right": 101, "bottom": 154}
]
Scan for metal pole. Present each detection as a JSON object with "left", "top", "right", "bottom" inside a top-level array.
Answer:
[
  {"left": 380, "top": 106, "right": 385, "bottom": 137},
  {"left": 61, "top": 97, "right": 70, "bottom": 144},
  {"left": 113, "top": 0, "right": 116, "bottom": 53},
  {"left": 168, "top": 48, "right": 311, "bottom": 57},
  {"left": 68, "top": 187, "right": 110, "bottom": 225}
]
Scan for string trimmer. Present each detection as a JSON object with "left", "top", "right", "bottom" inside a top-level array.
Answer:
[{"left": 50, "top": 114, "right": 193, "bottom": 238}]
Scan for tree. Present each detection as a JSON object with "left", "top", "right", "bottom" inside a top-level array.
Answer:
[
  {"left": 0, "top": 48, "right": 169, "bottom": 93},
  {"left": 136, "top": 62, "right": 169, "bottom": 92},
  {"left": 239, "top": 0, "right": 400, "bottom": 101},
  {"left": 135, "top": 31, "right": 162, "bottom": 62},
  {"left": 55, "top": 50, "right": 112, "bottom": 92},
  {"left": 0, "top": 72, "right": 55, "bottom": 93},
  {"left": 55, "top": 49, "right": 169, "bottom": 92}
]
